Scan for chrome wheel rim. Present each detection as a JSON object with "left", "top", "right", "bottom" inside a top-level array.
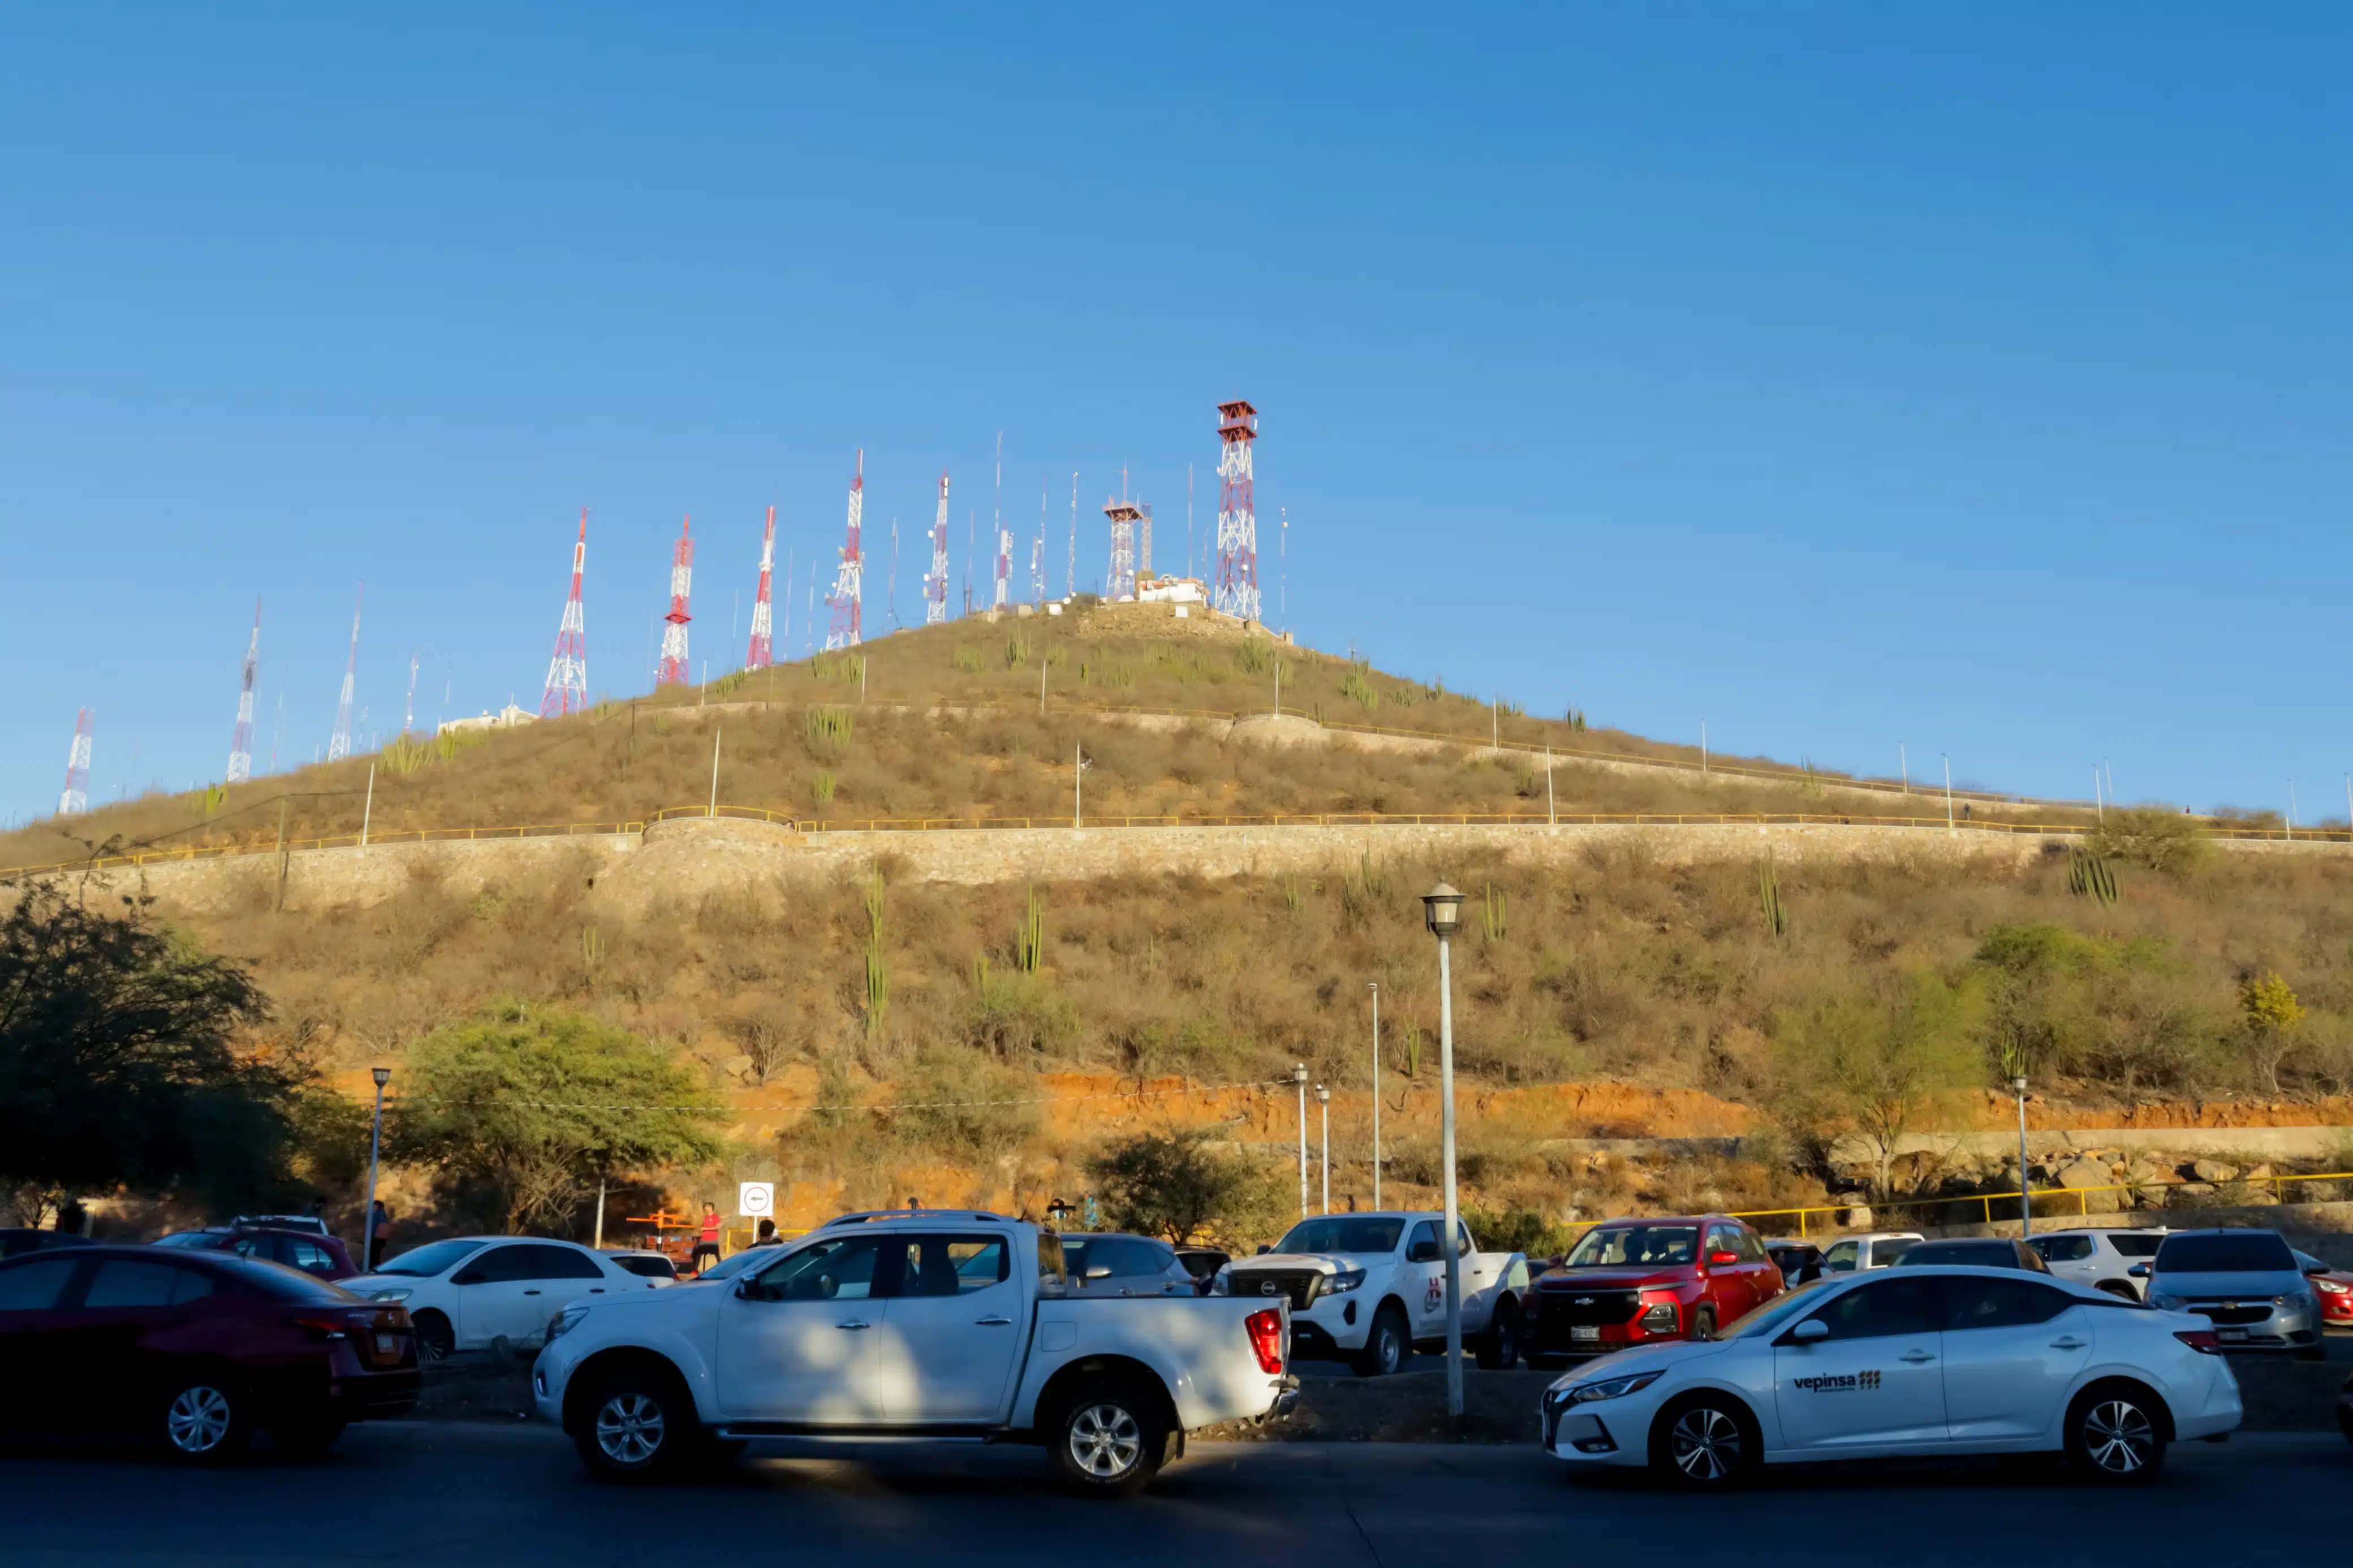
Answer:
[
  {"left": 1670, "top": 1406, "right": 1742, "bottom": 1481},
  {"left": 595, "top": 1392, "right": 666, "bottom": 1467},
  {"left": 1378, "top": 1323, "right": 1401, "bottom": 1371},
  {"left": 2083, "top": 1399, "right": 2154, "bottom": 1474},
  {"left": 414, "top": 1318, "right": 450, "bottom": 1362},
  {"left": 167, "top": 1386, "right": 232, "bottom": 1454},
  {"left": 1068, "top": 1403, "right": 1143, "bottom": 1479}
]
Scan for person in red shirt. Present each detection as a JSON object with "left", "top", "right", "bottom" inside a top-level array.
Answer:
[{"left": 691, "top": 1203, "right": 722, "bottom": 1275}]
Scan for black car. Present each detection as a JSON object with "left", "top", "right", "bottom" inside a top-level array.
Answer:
[
  {"left": 0, "top": 1244, "right": 418, "bottom": 1460},
  {"left": 0, "top": 1230, "right": 95, "bottom": 1260},
  {"left": 1891, "top": 1237, "right": 2052, "bottom": 1272}
]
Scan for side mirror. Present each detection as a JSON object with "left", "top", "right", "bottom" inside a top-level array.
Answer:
[
  {"left": 1789, "top": 1318, "right": 1829, "bottom": 1344},
  {"left": 1256, "top": 1245, "right": 1273, "bottom": 1256},
  {"left": 2128, "top": 1263, "right": 2150, "bottom": 1278},
  {"left": 1084, "top": 1265, "right": 1114, "bottom": 1281},
  {"left": 1408, "top": 1241, "right": 1441, "bottom": 1264},
  {"left": 451, "top": 1269, "right": 485, "bottom": 1286}
]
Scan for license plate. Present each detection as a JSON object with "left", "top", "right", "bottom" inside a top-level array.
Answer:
[
  {"left": 2217, "top": 1328, "right": 2247, "bottom": 1342},
  {"left": 376, "top": 1333, "right": 400, "bottom": 1357},
  {"left": 1571, "top": 1325, "right": 1601, "bottom": 1343}
]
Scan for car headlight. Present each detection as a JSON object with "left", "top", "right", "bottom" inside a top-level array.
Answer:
[
  {"left": 1567, "top": 1370, "right": 1664, "bottom": 1405},
  {"left": 2315, "top": 1280, "right": 2350, "bottom": 1295},
  {"left": 546, "top": 1304, "right": 592, "bottom": 1343},
  {"left": 1324, "top": 1268, "right": 1367, "bottom": 1295},
  {"left": 2150, "top": 1293, "right": 2182, "bottom": 1311},
  {"left": 368, "top": 1286, "right": 415, "bottom": 1303}
]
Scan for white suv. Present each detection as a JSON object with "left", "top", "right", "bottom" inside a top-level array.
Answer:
[
  {"left": 1818, "top": 1232, "right": 1923, "bottom": 1275},
  {"left": 2028, "top": 1229, "right": 2168, "bottom": 1300}
]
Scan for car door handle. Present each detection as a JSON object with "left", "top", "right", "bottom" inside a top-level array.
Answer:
[
  {"left": 1899, "top": 1350, "right": 1936, "bottom": 1363},
  {"left": 835, "top": 1319, "right": 871, "bottom": 1331},
  {"left": 589, "top": 1288, "right": 605, "bottom": 1294},
  {"left": 523, "top": 1289, "right": 542, "bottom": 1296},
  {"left": 2049, "top": 1336, "right": 2087, "bottom": 1350},
  {"left": 976, "top": 1315, "right": 1014, "bottom": 1327}
]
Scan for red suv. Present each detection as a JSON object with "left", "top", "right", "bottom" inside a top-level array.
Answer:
[{"left": 1525, "top": 1215, "right": 1782, "bottom": 1363}]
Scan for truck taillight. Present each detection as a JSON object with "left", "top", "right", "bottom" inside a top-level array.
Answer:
[{"left": 1244, "top": 1308, "right": 1285, "bottom": 1374}]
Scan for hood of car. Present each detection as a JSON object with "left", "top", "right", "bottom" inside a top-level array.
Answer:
[
  {"left": 1536, "top": 1265, "right": 1692, "bottom": 1291},
  {"left": 1229, "top": 1252, "right": 1356, "bottom": 1275},
  {"left": 2152, "top": 1269, "right": 2307, "bottom": 1298},
  {"left": 1544, "top": 1334, "right": 1731, "bottom": 1392}
]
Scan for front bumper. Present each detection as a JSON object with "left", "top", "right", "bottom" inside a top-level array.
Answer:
[
  {"left": 1285, "top": 1297, "right": 1371, "bottom": 1358},
  {"left": 2178, "top": 1299, "right": 2320, "bottom": 1350},
  {"left": 1542, "top": 1383, "right": 1666, "bottom": 1467}
]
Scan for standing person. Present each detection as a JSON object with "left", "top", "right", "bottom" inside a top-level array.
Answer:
[
  {"left": 753, "top": 1219, "right": 779, "bottom": 1246},
  {"left": 691, "top": 1202, "right": 722, "bottom": 1275},
  {"left": 368, "top": 1200, "right": 391, "bottom": 1271}
]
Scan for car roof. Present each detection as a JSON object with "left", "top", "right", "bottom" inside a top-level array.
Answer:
[
  {"left": 1805, "top": 1262, "right": 2123, "bottom": 1299},
  {"left": 1588, "top": 1214, "right": 1741, "bottom": 1228}
]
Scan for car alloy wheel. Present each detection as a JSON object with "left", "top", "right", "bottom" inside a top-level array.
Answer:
[
  {"left": 167, "top": 1385, "right": 235, "bottom": 1456},
  {"left": 1668, "top": 1405, "right": 1744, "bottom": 1484},
  {"left": 412, "top": 1311, "right": 454, "bottom": 1362},
  {"left": 1067, "top": 1402, "right": 1143, "bottom": 1480},
  {"left": 595, "top": 1391, "right": 668, "bottom": 1468},
  {"left": 2081, "top": 1398, "right": 2156, "bottom": 1475}
]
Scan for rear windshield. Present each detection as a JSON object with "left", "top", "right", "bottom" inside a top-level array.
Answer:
[
  {"left": 1566, "top": 1225, "right": 1697, "bottom": 1267},
  {"left": 373, "top": 1239, "right": 490, "bottom": 1277},
  {"left": 222, "top": 1258, "right": 361, "bottom": 1302},
  {"left": 1275, "top": 1218, "right": 1407, "bottom": 1255},
  {"left": 2108, "top": 1234, "right": 2166, "bottom": 1258},
  {"left": 2156, "top": 1233, "right": 2296, "bottom": 1275},
  {"left": 1898, "top": 1241, "right": 2012, "bottom": 1266}
]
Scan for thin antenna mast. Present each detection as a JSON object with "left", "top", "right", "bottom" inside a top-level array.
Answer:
[
  {"left": 329, "top": 584, "right": 363, "bottom": 760},
  {"left": 925, "top": 471, "right": 950, "bottom": 625},
  {"left": 824, "top": 451, "right": 864, "bottom": 649},
  {"left": 227, "top": 598, "right": 261, "bottom": 783},
  {"left": 747, "top": 504, "right": 777, "bottom": 668},
  {"left": 1067, "top": 471, "right": 1078, "bottom": 598},
  {"left": 657, "top": 517, "right": 693, "bottom": 685}
]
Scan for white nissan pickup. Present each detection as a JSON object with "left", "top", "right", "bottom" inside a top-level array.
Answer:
[
  {"left": 533, "top": 1211, "right": 1299, "bottom": 1495},
  {"left": 1221, "top": 1211, "right": 1531, "bottom": 1376}
]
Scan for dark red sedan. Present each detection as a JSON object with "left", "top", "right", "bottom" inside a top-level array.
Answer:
[
  {"left": 1525, "top": 1215, "right": 1783, "bottom": 1362},
  {"left": 154, "top": 1225, "right": 358, "bottom": 1281},
  {"left": 0, "top": 1244, "right": 417, "bottom": 1460}
]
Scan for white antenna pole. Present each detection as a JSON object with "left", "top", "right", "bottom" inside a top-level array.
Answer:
[
  {"left": 1187, "top": 463, "right": 1195, "bottom": 582},
  {"left": 360, "top": 763, "right": 375, "bottom": 848},
  {"left": 1369, "top": 982, "right": 1381, "bottom": 1210},
  {"left": 1943, "top": 754, "right": 1955, "bottom": 833},
  {"left": 2288, "top": 781, "right": 2298, "bottom": 841},
  {"left": 708, "top": 727, "right": 722, "bottom": 819},
  {"left": 1900, "top": 742, "right": 1907, "bottom": 794},
  {"left": 1068, "top": 471, "right": 1078, "bottom": 598},
  {"left": 1546, "top": 746, "right": 1555, "bottom": 828},
  {"left": 2094, "top": 767, "right": 2104, "bottom": 823}
]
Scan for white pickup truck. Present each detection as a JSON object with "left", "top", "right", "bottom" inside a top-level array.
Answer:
[
  {"left": 532, "top": 1211, "right": 1299, "bottom": 1495},
  {"left": 1221, "top": 1212, "right": 1531, "bottom": 1376}
]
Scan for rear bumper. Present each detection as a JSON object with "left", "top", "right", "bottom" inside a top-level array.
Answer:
[{"left": 329, "top": 1367, "right": 420, "bottom": 1423}]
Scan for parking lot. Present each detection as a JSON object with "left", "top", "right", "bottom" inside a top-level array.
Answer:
[{"left": 2, "top": 1422, "right": 2345, "bottom": 1566}]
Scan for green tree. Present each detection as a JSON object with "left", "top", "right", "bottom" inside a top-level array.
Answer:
[
  {"left": 0, "top": 884, "right": 292, "bottom": 1213},
  {"left": 1768, "top": 972, "right": 1987, "bottom": 1199},
  {"left": 393, "top": 1003, "right": 726, "bottom": 1234},
  {"left": 1088, "top": 1130, "right": 1284, "bottom": 1247},
  {"left": 2239, "top": 970, "right": 2305, "bottom": 1095}
]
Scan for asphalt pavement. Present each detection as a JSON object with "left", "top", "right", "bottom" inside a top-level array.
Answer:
[{"left": 2, "top": 1423, "right": 2346, "bottom": 1565}]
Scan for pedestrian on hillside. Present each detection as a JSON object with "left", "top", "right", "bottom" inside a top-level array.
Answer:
[
  {"left": 368, "top": 1200, "right": 391, "bottom": 1270},
  {"left": 691, "top": 1203, "right": 722, "bottom": 1275}
]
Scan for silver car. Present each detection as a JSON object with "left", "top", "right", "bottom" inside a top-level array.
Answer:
[
  {"left": 2136, "top": 1228, "right": 2323, "bottom": 1359},
  {"left": 2027, "top": 1228, "right": 2167, "bottom": 1299},
  {"left": 1057, "top": 1233, "right": 1199, "bottom": 1295}
]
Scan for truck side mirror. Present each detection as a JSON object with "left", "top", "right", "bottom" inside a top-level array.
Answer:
[{"left": 1408, "top": 1241, "right": 1441, "bottom": 1264}]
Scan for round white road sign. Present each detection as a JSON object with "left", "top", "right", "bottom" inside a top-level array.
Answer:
[{"left": 738, "top": 1181, "right": 774, "bottom": 1219}]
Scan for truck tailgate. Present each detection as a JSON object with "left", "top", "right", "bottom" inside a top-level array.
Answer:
[{"left": 1019, "top": 1294, "right": 1290, "bottom": 1432}]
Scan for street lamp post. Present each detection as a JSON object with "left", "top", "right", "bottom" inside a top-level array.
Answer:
[
  {"left": 1316, "top": 1083, "right": 1330, "bottom": 1214},
  {"left": 1368, "top": 982, "right": 1382, "bottom": 1210},
  {"left": 1421, "top": 881, "right": 1466, "bottom": 1420},
  {"left": 2012, "top": 1074, "right": 2032, "bottom": 1237},
  {"left": 364, "top": 1067, "right": 391, "bottom": 1271},
  {"left": 1292, "top": 1064, "right": 1310, "bottom": 1220}
]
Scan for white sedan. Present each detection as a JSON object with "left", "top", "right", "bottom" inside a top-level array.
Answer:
[
  {"left": 351, "top": 1237, "right": 656, "bottom": 1358},
  {"left": 1542, "top": 1264, "right": 2239, "bottom": 1487}
]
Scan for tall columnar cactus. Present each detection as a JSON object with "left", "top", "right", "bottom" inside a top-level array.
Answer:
[
  {"left": 1481, "top": 884, "right": 1508, "bottom": 942},
  {"left": 2068, "top": 849, "right": 2119, "bottom": 907},
  {"left": 1760, "top": 850, "right": 1790, "bottom": 939},
  {"left": 580, "top": 924, "right": 607, "bottom": 987},
  {"left": 863, "top": 871, "right": 889, "bottom": 1040},
  {"left": 1017, "top": 885, "right": 1045, "bottom": 974}
]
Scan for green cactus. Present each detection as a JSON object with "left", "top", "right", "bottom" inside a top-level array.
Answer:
[
  {"left": 806, "top": 705, "right": 854, "bottom": 746},
  {"left": 2068, "top": 848, "right": 2119, "bottom": 907},
  {"left": 1016, "top": 885, "right": 1044, "bottom": 974},
  {"left": 813, "top": 770, "right": 837, "bottom": 808},
  {"left": 1760, "top": 850, "right": 1790, "bottom": 939},
  {"left": 580, "top": 925, "right": 608, "bottom": 987},
  {"left": 1403, "top": 1023, "right": 1425, "bottom": 1079},
  {"left": 1481, "top": 884, "right": 1508, "bottom": 942},
  {"left": 863, "top": 871, "right": 889, "bottom": 1039}
]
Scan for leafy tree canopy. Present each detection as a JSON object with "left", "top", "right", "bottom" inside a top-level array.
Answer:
[
  {"left": 393, "top": 1003, "right": 726, "bottom": 1234},
  {"left": 1088, "top": 1129, "right": 1283, "bottom": 1246},
  {"left": 1768, "top": 970, "right": 1986, "bottom": 1198}
]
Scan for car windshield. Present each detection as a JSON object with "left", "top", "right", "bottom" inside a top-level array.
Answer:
[
  {"left": 2108, "top": 1234, "right": 2165, "bottom": 1258},
  {"left": 1275, "top": 1218, "right": 1406, "bottom": 1255},
  {"left": 690, "top": 1250, "right": 765, "bottom": 1283},
  {"left": 373, "top": 1239, "right": 490, "bottom": 1277},
  {"left": 151, "top": 1232, "right": 223, "bottom": 1249},
  {"left": 2158, "top": 1233, "right": 2296, "bottom": 1274},
  {"left": 1564, "top": 1225, "right": 1697, "bottom": 1268},
  {"left": 1726, "top": 1284, "right": 1829, "bottom": 1339}
]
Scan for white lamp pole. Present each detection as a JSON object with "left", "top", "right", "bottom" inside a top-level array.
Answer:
[
  {"left": 1368, "top": 982, "right": 1382, "bottom": 1210},
  {"left": 1316, "top": 1083, "right": 1330, "bottom": 1214},
  {"left": 2013, "top": 1074, "right": 2031, "bottom": 1237},
  {"left": 1423, "top": 882, "right": 1467, "bottom": 1420},
  {"left": 363, "top": 1066, "right": 390, "bottom": 1270},
  {"left": 1292, "top": 1063, "right": 1310, "bottom": 1220}
]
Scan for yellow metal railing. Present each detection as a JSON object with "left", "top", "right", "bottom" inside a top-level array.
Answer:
[{"left": 1730, "top": 1168, "right": 2353, "bottom": 1238}]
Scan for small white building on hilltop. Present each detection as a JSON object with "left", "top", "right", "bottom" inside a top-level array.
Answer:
[
  {"left": 1137, "top": 573, "right": 1206, "bottom": 605},
  {"left": 438, "top": 703, "right": 536, "bottom": 737}
]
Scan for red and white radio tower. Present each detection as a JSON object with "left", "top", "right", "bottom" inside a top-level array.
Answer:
[
  {"left": 825, "top": 452, "right": 864, "bottom": 650},
  {"left": 746, "top": 504, "right": 777, "bottom": 669},
  {"left": 657, "top": 517, "right": 693, "bottom": 686},
  {"left": 328, "top": 584, "right": 363, "bottom": 761},
  {"left": 540, "top": 510, "right": 590, "bottom": 715},
  {"left": 924, "top": 471, "right": 950, "bottom": 625},
  {"left": 993, "top": 526, "right": 1010, "bottom": 611},
  {"left": 227, "top": 598, "right": 260, "bottom": 783},
  {"left": 59, "top": 709, "right": 92, "bottom": 816},
  {"left": 1214, "top": 399, "right": 1260, "bottom": 621}
]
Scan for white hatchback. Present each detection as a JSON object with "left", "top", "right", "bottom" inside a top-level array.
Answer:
[
  {"left": 1542, "top": 1265, "right": 2239, "bottom": 1488},
  {"left": 351, "top": 1237, "right": 655, "bottom": 1358}
]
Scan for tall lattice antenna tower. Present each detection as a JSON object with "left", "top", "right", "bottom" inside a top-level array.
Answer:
[
  {"left": 825, "top": 451, "right": 864, "bottom": 649},
  {"left": 541, "top": 509, "right": 591, "bottom": 713},
  {"left": 1033, "top": 478, "right": 1048, "bottom": 604},
  {"left": 746, "top": 504, "right": 777, "bottom": 668},
  {"left": 329, "top": 584, "right": 363, "bottom": 760},
  {"left": 993, "top": 525, "right": 1010, "bottom": 611},
  {"left": 59, "top": 708, "right": 92, "bottom": 815},
  {"left": 924, "top": 470, "right": 950, "bottom": 624},
  {"left": 1214, "top": 399, "right": 1260, "bottom": 621},
  {"left": 227, "top": 598, "right": 260, "bottom": 783},
  {"left": 1104, "top": 496, "right": 1143, "bottom": 601},
  {"left": 1139, "top": 502, "right": 1153, "bottom": 578},
  {"left": 657, "top": 517, "right": 693, "bottom": 686},
  {"left": 1067, "top": 472, "right": 1078, "bottom": 598}
]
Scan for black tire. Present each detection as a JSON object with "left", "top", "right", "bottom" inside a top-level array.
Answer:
[
  {"left": 1353, "top": 1303, "right": 1411, "bottom": 1378},
  {"left": 2063, "top": 1382, "right": 2167, "bottom": 1484},
  {"left": 1648, "top": 1392, "right": 1760, "bottom": 1491},
  {"left": 1048, "top": 1379, "right": 1169, "bottom": 1498},
  {"left": 572, "top": 1366, "right": 695, "bottom": 1483},
  {"left": 1475, "top": 1301, "right": 1522, "bottom": 1370},
  {"left": 159, "top": 1376, "right": 251, "bottom": 1464},
  {"left": 272, "top": 1414, "right": 348, "bottom": 1457},
  {"left": 412, "top": 1310, "right": 455, "bottom": 1363},
  {"left": 1689, "top": 1307, "right": 1717, "bottom": 1343}
]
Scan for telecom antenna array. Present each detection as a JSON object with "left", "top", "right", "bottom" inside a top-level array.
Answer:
[
  {"left": 746, "top": 504, "right": 778, "bottom": 668},
  {"left": 540, "top": 511, "right": 590, "bottom": 715},
  {"left": 329, "top": 585, "right": 363, "bottom": 760},
  {"left": 924, "top": 470, "right": 950, "bottom": 625},
  {"left": 59, "top": 709, "right": 92, "bottom": 816},
  {"left": 657, "top": 517, "right": 693, "bottom": 686},
  {"left": 227, "top": 599, "right": 260, "bottom": 782},
  {"left": 1104, "top": 497, "right": 1144, "bottom": 601},
  {"left": 1214, "top": 399, "right": 1260, "bottom": 621},
  {"left": 825, "top": 451, "right": 864, "bottom": 650}
]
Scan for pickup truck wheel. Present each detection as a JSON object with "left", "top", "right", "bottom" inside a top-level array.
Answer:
[
  {"left": 574, "top": 1367, "right": 695, "bottom": 1483},
  {"left": 1050, "top": 1380, "right": 1167, "bottom": 1498},
  {"left": 1475, "top": 1301, "right": 1522, "bottom": 1370},
  {"left": 1353, "top": 1303, "right": 1410, "bottom": 1377}
]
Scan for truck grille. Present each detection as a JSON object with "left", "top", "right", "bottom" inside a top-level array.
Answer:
[
  {"left": 1230, "top": 1270, "right": 1322, "bottom": 1309},
  {"left": 2186, "top": 1301, "right": 2271, "bottom": 1326},
  {"left": 1533, "top": 1288, "right": 1641, "bottom": 1327}
]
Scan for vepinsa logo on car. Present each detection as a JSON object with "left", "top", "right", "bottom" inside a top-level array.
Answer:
[{"left": 1791, "top": 1370, "right": 1881, "bottom": 1393}]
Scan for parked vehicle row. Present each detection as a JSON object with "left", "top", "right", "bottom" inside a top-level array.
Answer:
[{"left": 1220, "top": 1212, "right": 1531, "bottom": 1375}]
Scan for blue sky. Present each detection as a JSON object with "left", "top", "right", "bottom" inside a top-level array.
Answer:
[{"left": 3, "top": 6, "right": 2347, "bottom": 824}]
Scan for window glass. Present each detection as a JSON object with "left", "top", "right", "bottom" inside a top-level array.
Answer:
[
  {"left": 1894, "top": 1239, "right": 2017, "bottom": 1267},
  {"left": 1738, "top": 1230, "right": 1769, "bottom": 1263},
  {"left": 1066, "top": 1238, "right": 1163, "bottom": 1281},
  {"left": 2031, "top": 1236, "right": 2094, "bottom": 1264},
  {"left": 1869, "top": 1238, "right": 1919, "bottom": 1266},
  {"left": 1800, "top": 1277, "right": 1941, "bottom": 1342},
  {"left": 1406, "top": 1221, "right": 1437, "bottom": 1259},
  {"left": 2155, "top": 1233, "right": 2296, "bottom": 1274},
  {"left": 285, "top": 1240, "right": 338, "bottom": 1276},
  {"left": 1565, "top": 1225, "right": 1697, "bottom": 1268},
  {"left": 513, "top": 1244, "right": 604, "bottom": 1281},
  {"left": 374, "top": 1239, "right": 490, "bottom": 1278},
  {"left": 223, "top": 1258, "right": 359, "bottom": 1302},
  {"left": 1704, "top": 1225, "right": 1737, "bottom": 1258},
  {"left": 893, "top": 1236, "right": 1009, "bottom": 1297},
  {"left": 455, "top": 1246, "right": 529, "bottom": 1284},
  {"left": 170, "top": 1270, "right": 216, "bottom": 1304},
  {"left": 83, "top": 1260, "right": 186, "bottom": 1309},
  {"left": 2108, "top": 1234, "right": 2165, "bottom": 1259},
  {"left": 1945, "top": 1277, "right": 2070, "bottom": 1331},
  {"left": 1275, "top": 1217, "right": 1407, "bottom": 1255},
  {"left": 749, "top": 1236, "right": 883, "bottom": 1302},
  {"left": 610, "top": 1255, "right": 675, "bottom": 1279},
  {"left": 0, "top": 1258, "right": 79, "bottom": 1311},
  {"left": 1822, "top": 1242, "right": 1859, "bottom": 1272},
  {"left": 1456, "top": 1223, "right": 1475, "bottom": 1259}
]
